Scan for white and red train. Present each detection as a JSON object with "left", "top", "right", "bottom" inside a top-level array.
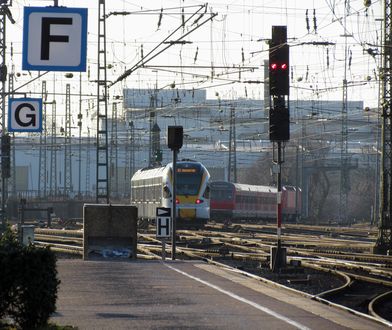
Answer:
[{"left": 210, "top": 181, "right": 301, "bottom": 222}]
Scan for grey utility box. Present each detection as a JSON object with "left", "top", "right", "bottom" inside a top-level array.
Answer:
[{"left": 21, "top": 225, "right": 35, "bottom": 246}]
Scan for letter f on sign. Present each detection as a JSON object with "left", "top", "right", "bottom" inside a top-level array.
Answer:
[{"left": 41, "top": 17, "right": 73, "bottom": 60}]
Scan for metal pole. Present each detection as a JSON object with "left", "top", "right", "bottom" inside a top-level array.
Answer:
[
  {"left": 1, "top": 7, "right": 7, "bottom": 226},
  {"left": 78, "top": 73, "right": 82, "bottom": 196},
  {"left": 277, "top": 141, "right": 282, "bottom": 247},
  {"left": 295, "top": 146, "right": 299, "bottom": 223},
  {"left": 162, "top": 238, "right": 166, "bottom": 261},
  {"left": 272, "top": 141, "right": 286, "bottom": 272},
  {"left": 171, "top": 149, "right": 177, "bottom": 260}
]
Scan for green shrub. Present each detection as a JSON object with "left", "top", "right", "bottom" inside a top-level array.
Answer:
[{"left": 0, "top": 226, "right": 60, "bottom": 329}]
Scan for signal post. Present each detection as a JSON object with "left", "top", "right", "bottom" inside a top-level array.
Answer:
[
  {"left": 268, "top": 26, "right": 290, "bottom": 272},
  {"left": 167, "top": 126, "right": 183, "bottom": 260}
]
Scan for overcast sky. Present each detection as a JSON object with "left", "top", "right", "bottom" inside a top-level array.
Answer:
[{"left": 7, "top": 0, "right": 382, "bottom": 112}]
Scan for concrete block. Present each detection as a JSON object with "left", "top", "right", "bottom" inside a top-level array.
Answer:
[{"left": 83, "top": 204, "right": 137, "bottom": 260}]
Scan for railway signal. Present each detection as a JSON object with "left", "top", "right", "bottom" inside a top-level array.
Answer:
[
  {"left": 268, "top": 26, "right": 290, "bottom": 271},
  {"left": 269, "top": 100, "right": 289, "bottom": 141},
  {"left": 269, "top": 26, "right": 289, "bottom": 96},
  {"left": 168, "top": 126, "right": 183, "bottom": 150},
  {"left": 1, "top": 134, "right": 10, "bottom": 179},
  {"left": 269, "top": 26, "right": 290, "bottom": 142}
]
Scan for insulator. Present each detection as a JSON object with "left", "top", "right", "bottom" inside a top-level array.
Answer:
[
  {"left": 157, "top": 8, "right": 163, "bottom": 30},
  {"left": 194, "top": 46, "right": 199, "bottom": 63},
  {"left": 305, "top": 9, "right": 310, "bottom": 33},
  {"left": 327, "top": 48, "right": 329, "bottom": 68}
]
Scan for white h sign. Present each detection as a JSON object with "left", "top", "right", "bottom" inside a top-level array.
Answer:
[
  {"left": 156, "top": 207, "right": 171, "bottom": 238},
  {"left": 22, "top": 6, "right": 88, "bottom": 71}
]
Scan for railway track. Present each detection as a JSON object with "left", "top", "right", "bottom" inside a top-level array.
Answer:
[{"left": 33, "top": 223, "right": 392, "bottom": 326}]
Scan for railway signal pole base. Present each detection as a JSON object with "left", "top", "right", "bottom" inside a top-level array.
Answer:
[{"left": 270, "top": 244, "right": 287, "bottom": 272}]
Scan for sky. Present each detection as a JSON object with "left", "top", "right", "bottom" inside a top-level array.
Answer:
[{"left": 5, "top": 0, "right": 383, "bottom": 128}]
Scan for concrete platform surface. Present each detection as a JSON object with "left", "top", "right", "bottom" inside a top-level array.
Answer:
[{"left": 51, "top": 259, "right": 388, "bottom": 330}]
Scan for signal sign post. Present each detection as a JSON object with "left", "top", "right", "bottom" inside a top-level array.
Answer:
[
  {"left": 167, "top": 126, "right": 183, "bottom": 260},
  {"left": 268, "top": 26, "right": 289, "bottom": 272},
  {"left": 156, "top": 207, "right": 171, "bottom": 261}
]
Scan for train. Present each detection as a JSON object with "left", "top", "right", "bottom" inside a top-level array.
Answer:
[
  {"left": 209, "top": 181, "right": 301, "bottom": 222},
  {"left": 130, "top": 160, "right": 210, "bottom": 229}
]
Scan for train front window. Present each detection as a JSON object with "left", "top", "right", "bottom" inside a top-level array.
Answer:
[
  {"left": 176, "top": 173, "right": 201, "bottom": 195},
  {"left": 211, "top": 189, "right": 233, "bottom": 201}
]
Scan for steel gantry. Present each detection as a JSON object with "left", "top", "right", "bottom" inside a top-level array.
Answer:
[
  {"left": 376, "top": 0, "right": 392, "bottom": 254},
  {"left": 96, "top": 0, "right": 109, "bottom": 203}
]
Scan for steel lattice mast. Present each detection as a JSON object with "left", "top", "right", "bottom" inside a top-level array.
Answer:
[
  {"left": 228, "top": 105, "right": 237, "bottom": 182},
  {"left": 38, "top": 81, "right": 47, "bottom": 199},
  {"left": 339, "top": 1, "right": 349, "bottom": 224},
  {"left": 96, "top": 0, "right": 109, "bottom": 203},
  {"left": 375, "top": 0, "right": 392, "bottom": 254},
  {"left": 0, "top": 2, "right": 14, "bottom": 226},
  {"left": 64, "top": 83, "right": 72, "bottom": 196}
]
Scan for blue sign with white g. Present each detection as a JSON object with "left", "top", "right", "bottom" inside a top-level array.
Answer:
[{"left": 8, "top": 98, "right": 43, "bottom": 132}]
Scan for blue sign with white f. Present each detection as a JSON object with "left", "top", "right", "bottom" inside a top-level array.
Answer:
[{"left": 22, "top": 6, "right": 88, "bottom": 72}]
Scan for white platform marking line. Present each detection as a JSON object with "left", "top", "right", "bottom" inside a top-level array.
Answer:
[{"left": 165, "top": 263, "right": 312, "bottom": 330}]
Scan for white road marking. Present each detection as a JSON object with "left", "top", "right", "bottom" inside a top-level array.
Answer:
[{"left": 165, "top": 263, "right": 312, "bottom": 330}]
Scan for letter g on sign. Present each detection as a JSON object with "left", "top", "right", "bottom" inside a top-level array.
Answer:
[
  {"left": 8, "top": 98, "right": 42, "bottom": 132},
  {"left": 15, "top": 103, "right": 36, "bottom": 127}
]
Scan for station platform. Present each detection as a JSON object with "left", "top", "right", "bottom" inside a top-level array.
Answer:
[{"left": 51, "top": 259, "right": 388, "bottom": 329}]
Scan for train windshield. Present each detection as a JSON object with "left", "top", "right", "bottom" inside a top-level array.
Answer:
[
  {"left": 176, "top": 164, "right": 203, "bottom": 195},
  {"left": 210, "top": 183, "right": 234, "bottom": 201},
  {"left": 211, "top": 189, "right": 233, "bottom": 201}
]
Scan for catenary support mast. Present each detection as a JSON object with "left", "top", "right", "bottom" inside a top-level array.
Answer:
[
  {"left": 0, "top": 2, "right": 14, "bottom": 226},
  {"left": 375, "top": 0, "right": 392, "bottom": 254},
  {"left": 96, "top": 0, "right": 109, "bottom": 203}
]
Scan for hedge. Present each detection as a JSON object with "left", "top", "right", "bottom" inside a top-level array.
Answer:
[{"left": 0, "top": 226, "right": 60, "bottom": 329}]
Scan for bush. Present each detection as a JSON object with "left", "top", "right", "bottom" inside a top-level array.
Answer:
[{"left": 0, "top": 226, "right": 60, "bottom": 329}]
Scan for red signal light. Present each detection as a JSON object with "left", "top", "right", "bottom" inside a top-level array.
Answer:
[
  {"left": 176, "top": 198, "right": 180, "bottom": 204},
  {"left": 195, "top": 199, "right": 203, "bottom": 204},
  {"left": 270, "top": 63, "right": 288, "bottom": 71}
]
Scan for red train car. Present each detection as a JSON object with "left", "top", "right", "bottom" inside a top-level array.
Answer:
[{"left": 210, "top": 181, "right": 301, "bottom": 222}]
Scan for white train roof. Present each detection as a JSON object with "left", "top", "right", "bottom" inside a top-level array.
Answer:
[
  {"left": 233, "top": 183, "right": 277, "bottom": 193},
  {"left": 131, "top": 165, "right": 169, "bottom": 181},
  {"left": 131, "top": 161, "right": 209, "bottom": 181}
]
